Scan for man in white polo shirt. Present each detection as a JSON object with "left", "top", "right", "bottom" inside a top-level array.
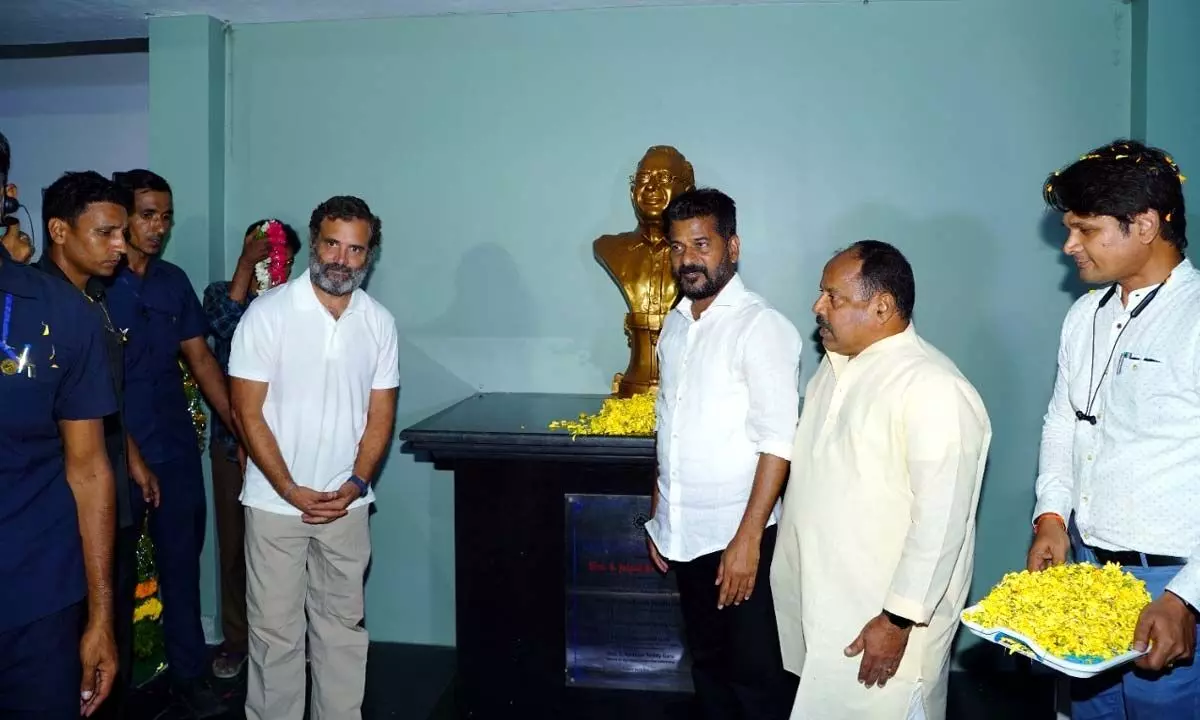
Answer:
[{"left": 228, "top": 195, "right": 399, "bottom": 720}]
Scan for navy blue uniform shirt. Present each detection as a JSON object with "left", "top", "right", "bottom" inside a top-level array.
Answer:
[
  {"left": 0, "top": 248, "right": 118, "bottom": 632},
  {"left": 35, "top": 253, "right": 135, "bottom": 530},
  {"left": 105, "top": 259, "right": 208, "bottom": 465}
]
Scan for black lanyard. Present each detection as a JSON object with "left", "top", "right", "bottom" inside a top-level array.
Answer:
[{"left": 1076, "top": 283, "right": 1162, "bottom": 424}]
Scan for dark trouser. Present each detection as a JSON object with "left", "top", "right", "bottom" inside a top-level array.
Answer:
[
  {"left": 1069, "top": 521, "right": 1200, "bottom": 719},
  {"left": 674, "top": 525, "right": 797, "bottom": 720},
  {"left": 210, "top": 446, "right": 248, "bottom": 653},
  {"left": 0, "top": 601, "right": 85, "bottom": 719},
  {"left": 95, "top": 521, "right": 140, "bottom": 719},
  {"left": 131, "top": 451, "right": 209, "bottom": 682}
]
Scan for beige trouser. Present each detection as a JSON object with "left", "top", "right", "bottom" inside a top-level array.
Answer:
[{"left": 244, "top": 506, "right": 371, "bottom": 720}]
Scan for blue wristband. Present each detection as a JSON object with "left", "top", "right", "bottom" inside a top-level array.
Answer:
[{"left": 348, "top": 474, "right": 370, "bottom": 498}]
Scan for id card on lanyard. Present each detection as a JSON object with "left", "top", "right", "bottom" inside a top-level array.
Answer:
[{"left": 0, "top": 294, "right": 33, "bottom": 377}]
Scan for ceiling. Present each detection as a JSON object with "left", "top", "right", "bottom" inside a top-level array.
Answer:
[{"left": 2, "top": 0, "right": 920, "bottom": 46}]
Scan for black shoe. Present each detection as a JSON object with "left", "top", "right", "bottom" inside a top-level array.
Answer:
[{"left": 172, "top": 677, "right": 227, "bottom": 719}]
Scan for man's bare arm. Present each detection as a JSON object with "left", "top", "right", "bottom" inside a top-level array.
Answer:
[
  {"left": 231, "top": 377, "right": 343, "bottom": 518},
  {"left": 738, "top": 453, "right": 790, "bottom": 535},
  {"left": 351, "top": 387, "right": 398, "bottom": 483},
  {"left": 61, "top": 417, "right": 118, "bottom": 715},
  {"left": 60, "top": 418, "right": 115, "bottom": 628},
  {"left": 60, "top": 415, "right": 114, "bottom": 628},
  {"left": 230, "top": 377, "right": 293, "bottom": 496},
  {"left": 716, "top": 453, "right": 790, "bottom": 608}
]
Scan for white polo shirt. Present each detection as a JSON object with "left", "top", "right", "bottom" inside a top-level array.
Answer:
[{"left": 228, "top": 274, "right": 400, "bottom": 516}]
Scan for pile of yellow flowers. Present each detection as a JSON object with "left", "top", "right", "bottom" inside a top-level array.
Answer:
[
  {"left": 964, "top": 563, "right": 1151, "bottom": 662},
  {"left": 549, "top": 391, "right": 656, "bottom": 437}
]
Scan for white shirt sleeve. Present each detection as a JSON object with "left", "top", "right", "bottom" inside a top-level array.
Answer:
[
  {"left": 1166, "top": 562, "right": 1200, "bottom": 610},
  {"left": 1166, "top": 346, "right": 1200, "bottom": 609},
  {"left": 228, "top": 301, "right": 276, "bottom": 382},
  {"left": 372, "top": 317, "right": 401, "bottom": 390},
  {"left": 1032, "top": 315, "right": 1077, "bottom": 525},
  {"left": 885, "top": 372, "right": 989, "bottom": 625},
  {"left": 740, "top": 309, "right": 802, "bottom": 462}
]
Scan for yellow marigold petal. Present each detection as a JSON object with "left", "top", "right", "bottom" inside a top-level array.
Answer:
[{"left": 549, "top": 391, "right": 656, "bottom": 437}]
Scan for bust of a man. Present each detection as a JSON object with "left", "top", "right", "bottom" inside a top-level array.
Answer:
[{"left": 594, "top": 145, "right": 696, "bottom": 397}]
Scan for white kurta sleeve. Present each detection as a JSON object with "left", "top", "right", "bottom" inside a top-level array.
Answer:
[
  {"left": 741, "top": 309, "right": 801, "bottom": 461},
  {"left": 884, "top": 372, "right": 988, "bottom": 625},
  {"left": 1032, "top": 319, "right": 1076, "bottom": 525}
]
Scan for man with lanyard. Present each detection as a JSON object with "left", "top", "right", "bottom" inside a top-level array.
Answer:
[
  {"left": 0, "top": 149, "right": 120, "bottom": 718},
  {"left": 106, "top": 169, "right": 233, "bottom": 717},
  {"left": 1030, "top": 139, "right": 1200, "bottom": 717},
  {"left": 37, "top": 171, "right": 164, "bottom": 718}
]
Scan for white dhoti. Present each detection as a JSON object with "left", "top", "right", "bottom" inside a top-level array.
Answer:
[{"left": 770, "top": 326, "right": 991, "bottom": 720}]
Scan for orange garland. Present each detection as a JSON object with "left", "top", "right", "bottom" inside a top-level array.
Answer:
[{"left": 135, "top": 578, "right": 159, "bottom": 600}]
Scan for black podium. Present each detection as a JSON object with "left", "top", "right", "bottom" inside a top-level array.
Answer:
[{"left": 399, "top": 392, "right": 692, "bottom": 719}]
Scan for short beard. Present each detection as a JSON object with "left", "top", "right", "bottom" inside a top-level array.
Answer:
[
  {"left": 675, "top": 255, "right": 735, "bottom": 300},
  {"left": 308, "top": 243, "right": 369, "bottom": 296}
]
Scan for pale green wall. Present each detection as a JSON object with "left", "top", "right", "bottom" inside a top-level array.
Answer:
[
  {"left": 149, "top": 15, "right": 227, "bottom": 632},
  {"left": 1136, "top": 0, "right": 1200, "bottom": 236},
  {"left": 151, "top": 0, "right": 1143, "bottom": 652}
]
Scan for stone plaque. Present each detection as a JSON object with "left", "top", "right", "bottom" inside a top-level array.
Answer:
[{"left": 564, "top": 493, "right": 692, "bottom": 691}]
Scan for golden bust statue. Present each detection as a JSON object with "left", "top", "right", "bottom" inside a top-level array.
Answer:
[{"left": 594, "top": 145, "right": 696, "bottom": 397}]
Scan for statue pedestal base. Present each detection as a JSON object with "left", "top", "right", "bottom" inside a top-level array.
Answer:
[{"left": 400, "top": 393, "right": 692, "bottom": 718}]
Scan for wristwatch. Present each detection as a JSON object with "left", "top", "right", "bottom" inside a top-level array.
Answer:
[
  {"left": 883, "top": 610, "right": 914, "bottom": 630},
  {"left": 348, "top": 474, "right": 370, "bottom": 498}
]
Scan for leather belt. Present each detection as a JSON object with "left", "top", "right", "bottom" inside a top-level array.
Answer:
[{"left": 1091, "top": 547, "right": 1187, "bottom": 568}]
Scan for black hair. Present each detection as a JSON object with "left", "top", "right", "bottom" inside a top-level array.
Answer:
[
  {"left": 845, "top": 240, "right": 916, "bottom": 320},
  {"left": 244, "top": 218, "right": 302, "bottom": 256},
  {"left": 42, "top": 171, "right": 133, "bottom": 242},
  {"left": 308, "top": 196, "right": 382, "bottom": 249},
  {"left": 664, "top": 188, "right": 737, "bottom": 241},
  {"left": 0, "top": 131, "right": 10, "bottom": 177},
  {"left": 111, "top": 169, "right": 172, "bottom": 196},
  {"left": 1044, "top": 139, "right": 1187, "bottom": 251}
]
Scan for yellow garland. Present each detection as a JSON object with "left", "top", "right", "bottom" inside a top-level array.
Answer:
[
  {"left": 964, "top": 563, "right": 1151, "bottom": 662},
  {"left": 134, "top": 597, "right": 163, "bottom": 623},
  {"left": 549, "top": 391, "right": 656, "bottom": 437},
  {"left": 179, "top": 358, "right": 207, "bottom": 451}
]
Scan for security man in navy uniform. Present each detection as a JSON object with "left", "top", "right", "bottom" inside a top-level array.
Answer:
[
  {"left": 37, "top": 171, "right": 164, "bottom": 719},
  {"left": 106, "top": 169, "right": 232, "bottom": 717},
  {"left": 0, "top": 145, "right": 120, "bottom": 719}
]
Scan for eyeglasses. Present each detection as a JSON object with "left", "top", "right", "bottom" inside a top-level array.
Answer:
[{"left": 630, "top": 171, "right": 680, "bottom": 186}]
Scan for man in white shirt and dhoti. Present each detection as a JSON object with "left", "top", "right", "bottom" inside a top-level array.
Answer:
[
  {"left": 771, "top": 240, "right": 991, "bottom": 719},
  {"left": 646, "top": 188, "right": 802, "bottom": 720},
  {"left": 1029, "top": 140, "right": 1200, "bottom": 718}
]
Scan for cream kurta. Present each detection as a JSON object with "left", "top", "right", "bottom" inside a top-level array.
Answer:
[{"left": 770, "top": 325, "right": 991, "bottom": 720}]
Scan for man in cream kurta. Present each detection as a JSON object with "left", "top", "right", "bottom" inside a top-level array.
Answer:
[{"left": 771, "top": 241, "right": 991, "bottom": 720}]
